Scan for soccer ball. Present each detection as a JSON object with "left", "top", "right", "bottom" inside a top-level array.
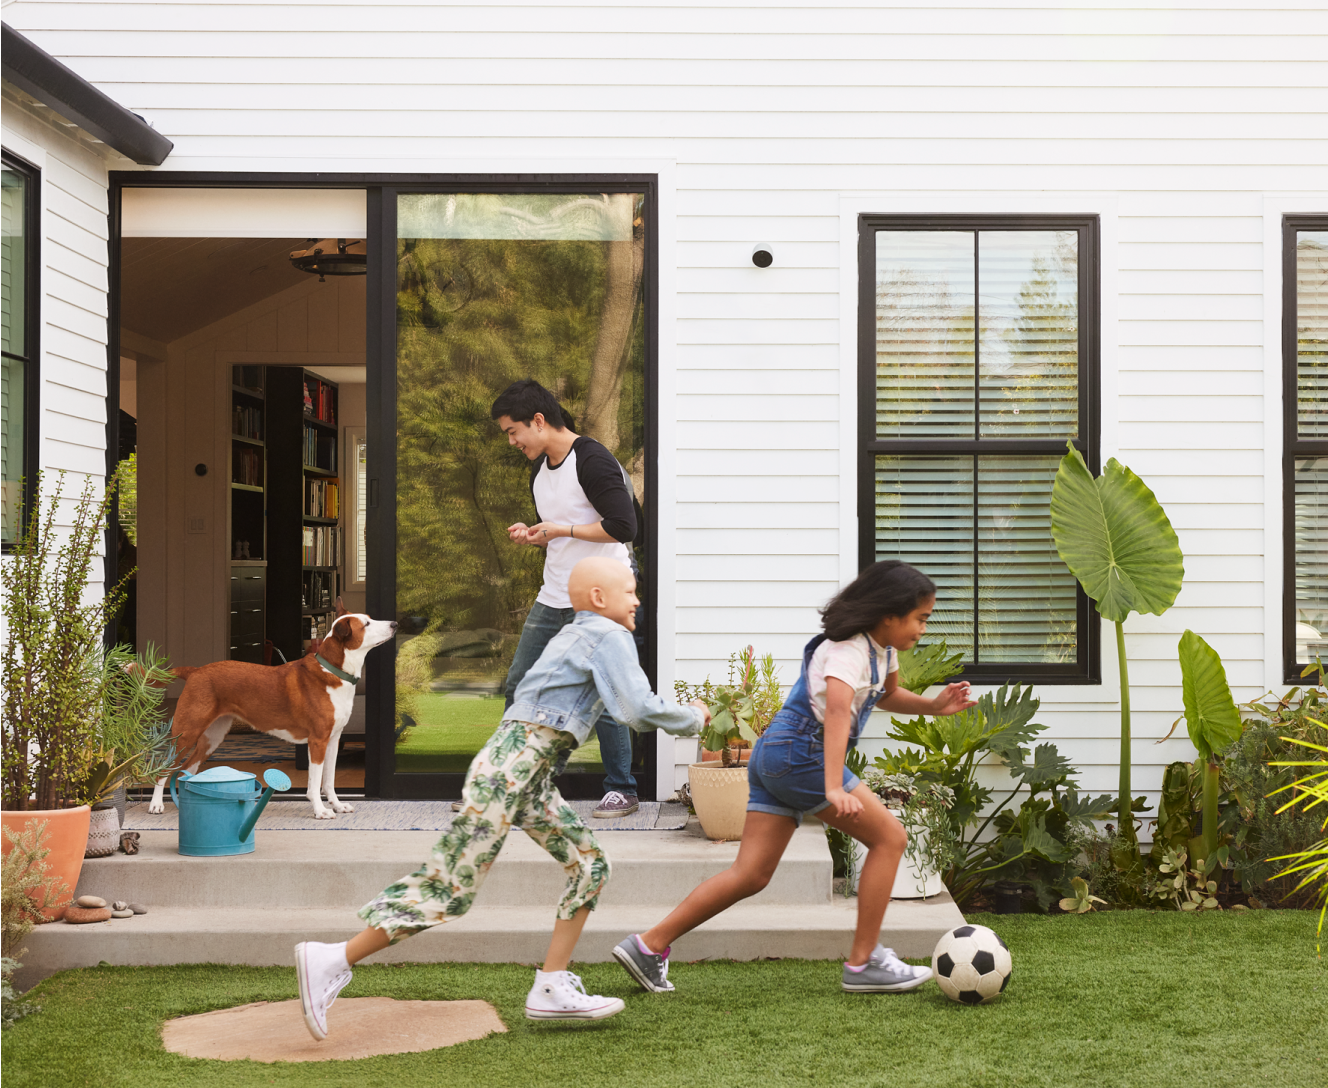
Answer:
[{"left": 932, "top": 924, "right": 1012, "bottom": 1004}]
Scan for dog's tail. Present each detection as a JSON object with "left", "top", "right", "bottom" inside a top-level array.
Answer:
[{"left": 169, "top": 666, "right": 200, "bottom": 682}]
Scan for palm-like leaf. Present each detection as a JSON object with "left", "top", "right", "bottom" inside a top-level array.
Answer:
[
  {"left": 1049, "top": 443, "right": 1183, "bottom": 623},
  {"left": 1177, "top": 630, "right": 1244, "bottom": 762}
]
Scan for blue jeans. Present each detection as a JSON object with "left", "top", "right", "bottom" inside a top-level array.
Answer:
[
  {"left": 504, "top": 601, "right": 638, "bottom": 795},
  {"left": 746, "top": 721, "right": 863, "bottom": 826}
]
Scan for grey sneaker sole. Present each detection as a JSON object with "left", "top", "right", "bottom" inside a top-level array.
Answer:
[
  {"left": 842, "top": 965, "right": 933, "bottom": 993},
  {"left": 612, "top": 938, "right": 673, "bottom": 993},
  {"left": 525, "top": 997, "right": 625, "bottom": 1021}
]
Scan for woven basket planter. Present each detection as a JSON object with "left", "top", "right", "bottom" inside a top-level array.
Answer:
[{"left": 85, "top": 802, "right": 121, "bottom": 858}]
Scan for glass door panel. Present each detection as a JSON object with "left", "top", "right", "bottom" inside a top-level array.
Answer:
[{"left": 392, "top": 191, "right": 647, "bottom": 781}]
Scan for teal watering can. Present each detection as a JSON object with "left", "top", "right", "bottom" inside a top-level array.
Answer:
[{"left": 170, "top": 766, "right": 292, "bottom": 856}]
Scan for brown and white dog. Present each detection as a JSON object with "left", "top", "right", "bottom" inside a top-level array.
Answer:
[{"left": 148, "top": 601, "right": 397, "bottom": 820}]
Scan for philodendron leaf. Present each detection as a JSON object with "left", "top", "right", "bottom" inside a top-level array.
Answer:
[
  {"left": 1178, "top": 630, "right": 1244, "bottom": 762},
  {"left": 1049, "top": 442, "right": 1184, "bottom": 624}
]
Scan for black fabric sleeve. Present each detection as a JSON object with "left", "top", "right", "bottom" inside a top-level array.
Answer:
[{"left": 572, "top": 438, "right": 637, "bottom": 543}]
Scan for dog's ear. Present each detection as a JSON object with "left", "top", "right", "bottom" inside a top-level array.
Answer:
[{"left": 335, "top": 596, "right": 347, "bottom": 618}]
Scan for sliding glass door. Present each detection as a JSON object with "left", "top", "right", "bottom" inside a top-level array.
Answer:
[{"left": 370, "top": 184, "right": 654, "bottom": 798}]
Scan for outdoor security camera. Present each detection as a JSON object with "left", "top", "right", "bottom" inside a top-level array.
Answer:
[{"left": 751, "top": 244, "right": 773, "bottom": 268}]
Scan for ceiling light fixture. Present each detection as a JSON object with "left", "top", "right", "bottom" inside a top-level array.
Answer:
[{"left": 289, "top": 238, "right": 367, "bottom": 281}]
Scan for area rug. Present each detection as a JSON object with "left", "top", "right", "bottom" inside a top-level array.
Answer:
[{"left": 122, "top": 799, "right": 689, "bottom": 832}]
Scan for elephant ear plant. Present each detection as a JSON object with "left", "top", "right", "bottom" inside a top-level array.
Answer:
[
  {"left": 1164, "top": 631, "right": 1245, "bottom": 868},
  {"left": 1049, "top": 442, "right": 1184, "bottom": 868}
]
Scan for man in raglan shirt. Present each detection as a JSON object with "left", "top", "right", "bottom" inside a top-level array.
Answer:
[{"left": 488, "top": 379, "right": 644, "bottom": 818}]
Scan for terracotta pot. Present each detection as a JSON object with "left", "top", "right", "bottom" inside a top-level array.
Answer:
[
  {"left": 1, "top": 805, "right": 91, "bottom": 920},
  {"left": 687, "top": 762, "right": 750, "bottom": 841}
]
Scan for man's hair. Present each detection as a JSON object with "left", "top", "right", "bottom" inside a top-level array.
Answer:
[{"left": 490, "top": 379, "right": 569, "bottom": 429}]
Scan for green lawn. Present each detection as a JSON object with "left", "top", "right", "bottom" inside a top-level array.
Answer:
[
  {"left": 4, "top": 912, "right": 1324, "bottom": 1088},
  {"left": 395, "top": 694, "right": 602, "bottom": 773}
]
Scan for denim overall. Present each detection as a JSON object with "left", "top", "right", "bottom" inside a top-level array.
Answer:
[{"left": 746, "top": 633, "right": 888, "bottom": 824}]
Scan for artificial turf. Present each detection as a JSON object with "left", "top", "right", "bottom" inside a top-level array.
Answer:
[
  {"left": 394, "top": 693, "right": 602, "bottom": 773},
  {"left": 3, "top": 912, "right": 1324, "bottom": 1088}
]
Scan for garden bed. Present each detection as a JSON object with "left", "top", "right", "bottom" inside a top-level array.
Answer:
[{"left": 3, "top": 912, "right": 1323, "bottom": 1088}]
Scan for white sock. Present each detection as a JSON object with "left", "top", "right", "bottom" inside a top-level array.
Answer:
[{"left": 635, "top": 934, "right": 659, "bottom": 956}]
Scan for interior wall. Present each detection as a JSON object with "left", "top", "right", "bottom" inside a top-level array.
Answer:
[{"left": 133, "top": 273, "right": 365, "bottom": 670}]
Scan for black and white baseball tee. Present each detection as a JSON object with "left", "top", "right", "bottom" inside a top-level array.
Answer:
[{"left": 530, "top": 436, "right": 636, "bottom": 609}]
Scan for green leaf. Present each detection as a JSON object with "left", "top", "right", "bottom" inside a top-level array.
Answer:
[
  {"left": 1177, "top": 630, "right": 1244, "bottom": 762},
  {"left": 1049, "top": 442, "right": 1184, "bottom": 624},
  {"left": 897, "top": 640, "right": 964, "bottom": 695}
]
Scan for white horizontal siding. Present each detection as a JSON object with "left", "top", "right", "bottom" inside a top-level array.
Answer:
[{"left": 6, "top": 1, "right": 1326, "bottom": 808}]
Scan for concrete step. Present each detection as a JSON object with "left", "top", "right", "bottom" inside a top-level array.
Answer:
[
  {"left": 75, "top": 824, "right": 834, "bottom": 910},
  {"left": 17, "top": 895, "right": 965, "bottom": 989}
]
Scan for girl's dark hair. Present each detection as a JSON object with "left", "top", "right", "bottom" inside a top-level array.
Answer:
[{"left": 819, "top": 560, "right": 937, "bottom": 642}]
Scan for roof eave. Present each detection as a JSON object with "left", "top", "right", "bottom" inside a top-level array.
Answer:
[{"left": 2, "top": 22, "right": 173, "bottom": 166}]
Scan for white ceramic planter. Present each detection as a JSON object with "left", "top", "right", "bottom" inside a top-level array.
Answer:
[
  {"left": 84, "top": 803, "right": 121, "bottom": 858},
  {"left": 687, "top": 761, "right": 750, "bottom": 841},
  {"left": 849, "top": 810, "right": 945, "bottom": 899}
]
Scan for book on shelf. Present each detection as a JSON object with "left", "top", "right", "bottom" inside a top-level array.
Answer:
[
  {"left": 302, "top": 427, "right": 337, "bottom": 472},
  {"left": 231, "top": 403, "right": 263, "bottom": 440},
  {"left": 232, "top": 446, "right": 263, "bottom": 486},
  {"left": 301, "top": 570, "right": 336, "bottom": 611},
  {"left": 305, "top": 478, "right": 339, "bottom": 519},
  {"left": 301, "top": 376, "right": 338, "bottom": 425},
  {"left": 301, "top": 525, "right": 341, "bottom": 567}
]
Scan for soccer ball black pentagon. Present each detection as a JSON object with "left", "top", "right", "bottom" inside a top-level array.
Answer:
[{"left": 931, "top": 924, "right": 1011, "bottom": 1004}]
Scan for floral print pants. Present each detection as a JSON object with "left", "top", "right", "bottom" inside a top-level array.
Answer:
[{"left": 358, "top": 720, "right": 610, "bottom": 943}]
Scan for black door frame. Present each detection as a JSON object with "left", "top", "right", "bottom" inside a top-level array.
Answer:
[{"left": 106, "top": 171, "right": 660, "bottom": 801}]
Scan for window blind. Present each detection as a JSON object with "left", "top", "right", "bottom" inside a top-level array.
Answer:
[
  {"left": 1298, "top": 232, "right": 1328, "bottom": 440},
  {"left": 872, "top": 225, "right": 1084, "bottom": 670},
  {"left": 1294, "top": 457, "right": 1328, "bottom": 666}
]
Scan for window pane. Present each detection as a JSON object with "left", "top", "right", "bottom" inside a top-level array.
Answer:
[
  {"left": 395, "top": 191, "right": 644, "bottom": 773},
  {"left": 1295, "top": 457, "right": 1328, "bottom": 666},
  {"left": 1, "top": 355, "right": 23, "bottom": 545},
  {"left": 1298, "top": 231, "right": 1328, "bottom": 440},
  {"left": 875, "top": 232, "right": 974, "bottom": 438},
  {"left": 874, "top": 455, "right": 974, "bottom": 658},
  {"left": 978, "top": 231, "right": 1078, "bottom": 437},
  {"left": 1, "top": 166, "right": 25, "bottom": 358},
  {"left": 978, "top": 456, "right": 1079, "bottom": 663}
]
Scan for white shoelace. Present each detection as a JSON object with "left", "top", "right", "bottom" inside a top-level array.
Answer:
[{"left": 600, "top": 791, "right": 628, "bottom": 806}]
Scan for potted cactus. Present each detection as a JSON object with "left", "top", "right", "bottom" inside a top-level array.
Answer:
[{"left": 676, "top": 647, "right": 783, "bottom": 840}]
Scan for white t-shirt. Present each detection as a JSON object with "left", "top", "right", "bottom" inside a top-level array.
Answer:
[
  {"left": 531, "top": 444, "right": 632, "bottom": 609},
  {"left": 807, "top": 633, "right": 899, "bottom": 725}
]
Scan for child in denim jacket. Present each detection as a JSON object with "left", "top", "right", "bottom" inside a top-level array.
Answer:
[{"left": 295, "top": 558, "right": 708, "bottom": 1037}]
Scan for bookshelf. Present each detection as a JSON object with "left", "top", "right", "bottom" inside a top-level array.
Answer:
[
  {"left": 228, "top": 366, "right": 267, "bottom": 663},
  {"left": 266, "top": 367, "right": 342, "bottom": 662}
]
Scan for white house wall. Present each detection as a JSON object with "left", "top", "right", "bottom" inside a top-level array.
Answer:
[{"left": 6, "top": 2, "right": 1326, "bottom": 807}]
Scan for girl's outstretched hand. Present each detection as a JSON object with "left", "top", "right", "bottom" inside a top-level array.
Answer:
[
  {"left": 823, "top": 787, "right": 863, "bottom": 819},
  {"left": 688, "top": 699, "right": 712, "bottom": 727},
  {"left": 930, "top": 682, "right": 976, "bottom": 716}
]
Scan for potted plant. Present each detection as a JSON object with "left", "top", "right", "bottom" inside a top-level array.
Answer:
[
  {"left": 675, "top": 646, "right": 783, "bottom": 840},
  {"left": 1, "top": 472, "right": 128, "bottom": 915},
  {"left": 856, "top": 769, "right": 957, "bottom": 898},
  {"left": 83, "top": 644, "right": 178, "bottom": 858}
]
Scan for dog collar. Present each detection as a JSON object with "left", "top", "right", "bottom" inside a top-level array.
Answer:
[{"left": 315, "top": 654, "right": 358, "bottom": 686}]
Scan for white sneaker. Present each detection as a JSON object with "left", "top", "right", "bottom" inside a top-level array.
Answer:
[
  {"left": 525, "top": 970, "right": 626, "bottom": 1021},
  {"left": 295, "top": 941, "right": 352, "bottom": 1040}
]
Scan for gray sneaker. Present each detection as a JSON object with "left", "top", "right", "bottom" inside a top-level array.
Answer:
[
  {"left": 594, "top": 791, "right": 639, "bottom": 818},
  {"left": 841, "top": 944, "right": 932, "bottom": 993},
  {"left": 612, "top": 934, "right": 674, "bottom": 992}
]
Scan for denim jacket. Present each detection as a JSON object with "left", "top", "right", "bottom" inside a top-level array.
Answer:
[{"left": 505, "top": 611, "right": 704, "bottom": 745}]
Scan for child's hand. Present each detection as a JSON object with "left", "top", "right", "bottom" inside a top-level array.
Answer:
[
  {"left": 823, "top": 787, "right": 863, "bottom": 819},
  {"left": 688, "top": 699, "right": 712, "bottom": 728},
  {"left": 507, "top": 521, "right": 531, "bottom": 543},
  {"left": 930, "top": 682, "right": 975, "bottom": 716}
]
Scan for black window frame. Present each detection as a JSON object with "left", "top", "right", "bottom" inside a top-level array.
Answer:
[
  {"left": 1, "top": 149, "right": 41, "bottom": 553},
  {"left": 1283, "top": 213, "right": 1328, "bottom": 683},
  {"left": 857, "top": 213, "right": 1101, "bottom": 685}
]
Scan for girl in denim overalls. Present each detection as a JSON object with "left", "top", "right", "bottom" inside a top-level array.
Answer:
[{"left": 614, "top": 561, "right": 975, "bottom": 995}]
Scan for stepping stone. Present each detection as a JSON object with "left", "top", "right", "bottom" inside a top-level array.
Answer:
[{"left": 161, "top": 997, "right": 506, "bottom": 1062}]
